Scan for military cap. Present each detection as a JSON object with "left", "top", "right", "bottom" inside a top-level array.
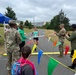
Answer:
[{"left": 9, "top": 20, "right": 16, "bottom": 25}]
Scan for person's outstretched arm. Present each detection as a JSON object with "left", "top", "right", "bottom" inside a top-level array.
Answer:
[
  {"left": 66, "top": 32, "right": 76, "bottom": 41},
  {"left": 21, "top": 32, "right": 27, "bottom": 39}
]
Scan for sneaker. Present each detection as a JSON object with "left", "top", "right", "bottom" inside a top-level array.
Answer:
[
  {"left": 57, "top": 55, "right": 63, "bottom": 58},
  {"left": 68, "top": 65, "right": 75, "bottom": 69}
]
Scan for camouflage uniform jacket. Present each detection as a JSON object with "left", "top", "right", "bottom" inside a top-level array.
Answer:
[
  {"left": 66, "top": 31, "right": 76, "bottom": 50},
  {"left": 6, "top": 28, "right": 21, "bottom": 53},
  {"left": 57, "top": 28, "right": 66, "bottom": 42}
]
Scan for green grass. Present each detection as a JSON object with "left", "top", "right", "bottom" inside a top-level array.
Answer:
[
  {"left": 0, "top": 27, "right": 33, "bottom": 55},
  {"left": 0, "top": 27, "right": 4, "bottom": 45},
  {"left": 24, "top": 28, "right": 33, "bottom": 34}
]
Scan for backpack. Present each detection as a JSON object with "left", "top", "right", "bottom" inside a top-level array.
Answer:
[
  {"left": 11, "top": 58, "right": 37, "bottom": 75},
  {"left": 11, "top": 62, "right": 21, "bottom": 75}
]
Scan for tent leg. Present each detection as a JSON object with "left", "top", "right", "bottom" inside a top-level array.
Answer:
[{"left": 3, "top": 21, "right": 7, "bottom": 56}]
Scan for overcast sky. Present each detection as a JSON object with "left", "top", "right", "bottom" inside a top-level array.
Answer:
[{"left": 0, "top": 0, "right": 76, "bottom": 23}]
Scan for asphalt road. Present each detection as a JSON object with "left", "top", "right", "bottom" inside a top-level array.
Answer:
[{"left": 0, "top": 29, "right": 76, "bottom": 75}]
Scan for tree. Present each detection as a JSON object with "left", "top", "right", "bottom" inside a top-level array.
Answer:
[
  {"left": 20, "top": 21, "right": 24, "bottom": 25},
  {"left": 47, "top": 10, "right": 70, "bottom": 31},
  {"left": 28, "top": 22, "right": 33, "bottom": 29},
  {"left": 5, "top": 6, "right": 17, "bottom": 20},
  {"left": 42, "top": 22, "right": 50, "bottom": 29},
  {"left": 24, "top": 20, "right": 33, "bottom": 29},
  {"left": 24, "top": 20, "right": 29, "bottom": 26}
]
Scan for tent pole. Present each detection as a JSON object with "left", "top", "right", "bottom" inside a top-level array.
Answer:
[{"left": 4, "top": 21, "right": 7, "bottom": 54}]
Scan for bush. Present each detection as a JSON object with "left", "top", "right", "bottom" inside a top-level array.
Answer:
[
  {"left": 0, "top": 24, "right": 4, "bottom": 27},
  {"left": 36, "top": 26, "right": 45, "bottom": 29},
  {"left": 24, "top": 25, "right": 34, "bottom": 29}
]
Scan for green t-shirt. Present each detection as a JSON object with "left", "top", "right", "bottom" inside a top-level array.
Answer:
[{"left": 18, "top": 28, "right": 27, "bottom": 41}]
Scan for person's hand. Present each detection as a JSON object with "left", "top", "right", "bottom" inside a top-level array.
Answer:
[
  {"left": 66, "top": 32, "right": 71, "bottom": 37},
  {"left": 66, "top": 32, "right": 69, "bottom": 35},
  {"left": 65, "top": 33, "right": 69, "bottom": 38},
  {"left": 53, "top": 32, "right": 57, "bottom": 36},
  {"left": 66, "top": 33, "right": 68, "bottom": 36},
  {"left": 53, "top": 31, "right": 57, "bottom": 34},
  {"left": 29, "top": 38, "right": 32, "bottom": 40},
  {"left": 24, "top": 33, "right": 26, "bottom": 35}
]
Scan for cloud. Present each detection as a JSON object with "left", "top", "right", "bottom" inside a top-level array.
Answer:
[{"left": 0, "top": 0, "right": 76, "bottom": 23}]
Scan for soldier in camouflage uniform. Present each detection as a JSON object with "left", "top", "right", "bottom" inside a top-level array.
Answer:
[
  {"left": 6, "top": 20, "right": 21, "bottom": 75},
  {"left": 56, "top": 24, "right": 66, "bottom": 57}
]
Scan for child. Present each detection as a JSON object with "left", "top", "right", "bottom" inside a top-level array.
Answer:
[{"left": 18, "top": 46, "right": 37, "bottom": 75}]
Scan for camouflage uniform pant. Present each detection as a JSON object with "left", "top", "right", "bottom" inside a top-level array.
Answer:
[
  {"left": 59, "top": 41, "right": 64, "bottom": 56},
  {"left": 7, "top": 50, "right": 20, "bottom": 70}
]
